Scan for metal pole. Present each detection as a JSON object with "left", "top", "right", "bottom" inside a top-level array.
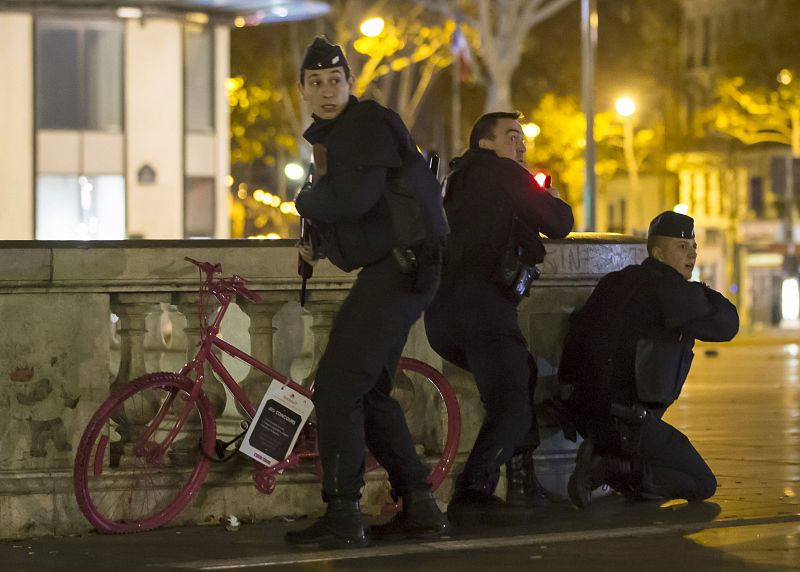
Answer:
[
  {"left": 452, "top": 56, "right": 462, "bottom": 160},
  {"left": 581, "top": 0, "right": 598, "bottom": 231},
  {"left": 786, "top": 155, "right": 796, "bottom": 270},
  {"left": 622, "top": 118, "right": 641, "bottom": 234}
]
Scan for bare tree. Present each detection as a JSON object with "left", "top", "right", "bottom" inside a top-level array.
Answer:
[
  {"left": 326, "top": 0, "right": 454, "bottom": 130},
  {"left": 416, "top": 0, "right": 575, "bottom": 111}
]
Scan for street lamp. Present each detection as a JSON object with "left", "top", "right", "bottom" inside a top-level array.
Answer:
[
  {"left": 360, "top": 17, "right": 385, "bottom": 38},
  {"left": 615, "top": 96, "right": 636, "bottom": 117},
  {"left": 615, "top": 96, "right": 642, "bottom": 235},
  {"left": 522, "top": 122, "right": 540, "bottom": 158},
  {"left": 522, "top": 122, "right": 541, "bottom": 139},
  {"left": 284, "top": 162, "right": 305, "bottom": 181}
]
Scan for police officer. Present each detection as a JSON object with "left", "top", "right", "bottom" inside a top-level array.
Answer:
[
  {"left": 560, "top": 211, "right": 739, "bottom": 506},
  {"left": 424, "top": 112, "right": 574, "bottom": 526},
  {"left": 284, "top": 37, "right": 450, "bottom": 548}
]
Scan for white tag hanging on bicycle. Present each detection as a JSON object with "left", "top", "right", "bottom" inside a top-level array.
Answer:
[{"left": 239, "top": 380, "right": 314, "bottom": 467}]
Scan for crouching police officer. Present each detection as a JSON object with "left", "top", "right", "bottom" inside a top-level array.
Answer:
[
  {"left": 425, "top": 112, "right": 574, "bottom": 526},
  {"left": 284, "top": 36, "right": 450, "bottom": 548},
  {"left": 559, "top": 211, "right": 739, "bottom": 506}
]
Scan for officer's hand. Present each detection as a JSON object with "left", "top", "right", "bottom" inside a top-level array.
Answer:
[
  {"left": 546, "top": 187, "right": 561, "bottom": 199},
  {"left": 297, "top": 242, "right": 318, "bottom": 266}
]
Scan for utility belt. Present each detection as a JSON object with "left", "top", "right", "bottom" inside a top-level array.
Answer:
[{"left": 492, "top": 215, "right": 545, "bottom": 303}]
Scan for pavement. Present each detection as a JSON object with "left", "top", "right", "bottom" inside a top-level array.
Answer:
[{"left": 2, "top": 337, "right": 799, "bottom": 571}]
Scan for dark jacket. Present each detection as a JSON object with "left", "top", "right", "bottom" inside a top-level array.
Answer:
[
  {"left": 441, "top": 148, "right": 574, "bottom": 282},
  {"left": 559, "top": 257, "right": 739, "bottom": 415},
  {"left": 296, "top": 97, "right": 447, "bottom": 272}
]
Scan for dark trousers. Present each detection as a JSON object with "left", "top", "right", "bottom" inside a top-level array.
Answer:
[
  {"left": 424, "top": 280, "right": 539, "bottom": 496},
  {"left": 582, "top": 410, "right": 716, "bottom": 501},
  {"left": 638, "top": 413, "right": 717, "bottom": 501},
  {"left": 313, "top": 255, "right": 435, "bottom": 500}
]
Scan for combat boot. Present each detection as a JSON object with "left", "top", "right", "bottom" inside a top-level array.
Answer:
[
  {"left": 505, "top": 451, "right": 551, "bottom": 507},
  {"left": 284, "top": 497, "right": 369, "bottom": 549},
  {"left": 370, "top": 489, "right": 452, "bottom": 540},
  {"left": 447, "top": 488, "right": 536, "bottom": 527},
  {"left": 568, "top": 437, "right": 642, "bottom": 508}
]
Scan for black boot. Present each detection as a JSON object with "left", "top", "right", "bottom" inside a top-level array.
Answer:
[
  {"left": 505, "top": 451, "right": 551, "bottom": 507},
  {"left": 371, "top": 489, "right": 451, "bottom": 541},
  {"left": 284, "top": 498, "right": 369, "bottom": 549},
  {"left": 447, "top": 488, "right": 536, "bottom": 527},
  {"left": 568, "top": 437, "right": 642, "bottom": 509}
]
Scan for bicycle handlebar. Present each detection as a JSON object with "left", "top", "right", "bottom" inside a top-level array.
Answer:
[{"left": 185, "top": 257, "right": 262, "bottom": 304}]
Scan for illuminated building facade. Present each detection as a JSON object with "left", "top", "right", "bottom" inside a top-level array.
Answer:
[{"left": 0, "top": 0, "right": 328, "bottom": 239}]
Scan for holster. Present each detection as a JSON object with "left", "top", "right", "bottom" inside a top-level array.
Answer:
[
  {"left": 610, "top": 402, "right": 648, "bottom": 456},
  {"left": 392, "top": 238, "right": 443, "bottom": 293},
  {"left": 492, "top": 216, "right": 544, "bottom": 303}
]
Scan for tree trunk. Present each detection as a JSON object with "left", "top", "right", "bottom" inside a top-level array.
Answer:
[{"left": 484, "top": 65, "right": 514, "bottom": 112}]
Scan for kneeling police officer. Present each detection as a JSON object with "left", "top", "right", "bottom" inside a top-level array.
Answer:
[{"left": 560, "top": 211, "right": 739, "bottom": 506}]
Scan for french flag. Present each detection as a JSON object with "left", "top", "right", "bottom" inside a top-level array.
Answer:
[{"left": 451, "top": 24, "right": 473, "bottom": 82}]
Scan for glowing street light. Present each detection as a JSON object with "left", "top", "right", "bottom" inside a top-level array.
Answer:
[
  {"left": 284, "top": 162, "right": 305, "bottom": 181},
  {"left": 615, "top": 96, "right": 636, "bottom": 117},
  {"left": 360, "top": 17, "right": 385, "bottom": 38},
  {"left": 778, "top": 68, "right": 794, "bottom": 86},
  {"left": 673, "top": 203, "right": 690, "bottom": 215},
  {"left": 522, "top": 122, "right": 541, "bottom": 140}
]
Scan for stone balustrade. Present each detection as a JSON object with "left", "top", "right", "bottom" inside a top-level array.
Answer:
[{"left": 0, "top": 235, "right": 646, "bottom": 539}]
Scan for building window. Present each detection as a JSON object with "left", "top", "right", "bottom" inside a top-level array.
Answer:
[
  {"left": 36, "top": 175, "right": 125, "bottom": 239},
  {"left": 750, "top": 176, "right": 764, "bottom": 217},
  {"left": 184, "top": 24, "right": 215, "bottom": 133},
  {"left": 685, "top": 19, "right": 696, "bottom": 69},
  {"left": 35, "top": 19, "right": 123, "bottom": 131},
  {"left": 701, "top": 16, "right": 711, "bottom": 68},
  {"left": 185, "top": 177, "right": 215, "bottom": 237}
]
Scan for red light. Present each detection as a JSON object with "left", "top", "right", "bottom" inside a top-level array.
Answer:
[{"left": 532, "top": 170, "right": 550, "bottom": 189}]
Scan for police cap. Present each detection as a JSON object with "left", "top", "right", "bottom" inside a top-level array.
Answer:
[
  {"left": 301, "top": 36, "right": 349, "bottom": 74},
  {"left": 648, "top": 211, "right": 695, "bottom": 239}
]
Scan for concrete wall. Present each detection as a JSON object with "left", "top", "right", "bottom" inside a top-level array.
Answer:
[{"left": 0, "top": 236, "right": 646, "bottom": 539}]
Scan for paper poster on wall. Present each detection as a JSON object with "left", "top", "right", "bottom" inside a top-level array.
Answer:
[{"left": 239, "top": 379, "right": 314, "bottom": 467}]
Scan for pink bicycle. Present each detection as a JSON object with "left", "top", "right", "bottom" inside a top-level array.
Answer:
[{"left": 73, "top": 257, "right": 461, "bottom": 534}]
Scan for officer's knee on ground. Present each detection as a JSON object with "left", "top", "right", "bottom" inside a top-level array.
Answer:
[{"left": 694, "top": 471, "right": 717, "bottom": 501}]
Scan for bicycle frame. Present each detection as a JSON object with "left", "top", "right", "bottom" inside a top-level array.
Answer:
[
  {"left": 183, "top": 291, "right": 312, "bottom": 416},
  {"left": 173, "top": 285, "right": 318, "bottom": 485}
]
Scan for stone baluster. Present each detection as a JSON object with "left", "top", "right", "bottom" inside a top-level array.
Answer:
[
  {"left": 173, "top": 292, "right": 227, "bottom": 418},
  {"left": 300, "top": 294, "right": 346, "bottom": 387},
  {"left": 108, "top": 293, "right": 171, "bottom": 458},
  {"left": 110, "top": 293, "right": 170, "bottom": 391},
  {"left": 236, "top": 296, "right": 292, "bottom": 413}
]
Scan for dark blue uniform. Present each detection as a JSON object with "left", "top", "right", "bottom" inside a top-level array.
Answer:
[
  {"left": 424, "top": 148, "right": 573, "bottom": 497},
  {"left": 559, "top": 258, "right": 739, "bottom": 500},
  {"left": 296, "top": 96, "right": 447, "bottom": 501}
]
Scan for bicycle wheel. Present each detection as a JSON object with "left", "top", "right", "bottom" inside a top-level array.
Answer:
[
  {"left": 393, "top": 357, "right": 461, "bottom": 491},
  {"left": 73, "top": 372, "right": 216, "bottom": 534}
]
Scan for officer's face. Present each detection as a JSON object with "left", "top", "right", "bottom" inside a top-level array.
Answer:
[
  {"left": 654, "top": 237, "right": 698, "bottom": 280},
  {"left": 299, "top": 67, "right": 353, "bottom": 120},
  {"left": 481, "top": 119, "right": 526, "bottom": 163}
]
